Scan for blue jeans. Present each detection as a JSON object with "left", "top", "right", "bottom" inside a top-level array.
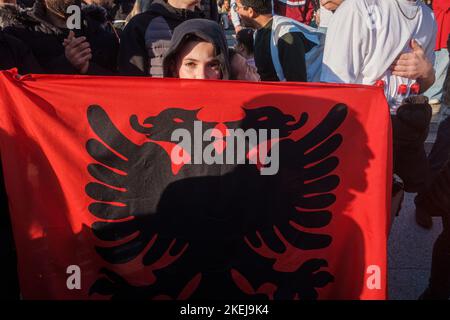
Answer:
[
  {"left": 424, "top": 49, "right": 449, "bottom": 102},
  {"left": 220, "top": 13, "right": 230, "bottom": 30}
]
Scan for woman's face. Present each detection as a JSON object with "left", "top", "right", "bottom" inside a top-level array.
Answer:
[{"left": 176, "top": 40, "right": 222, "bottom": 80}]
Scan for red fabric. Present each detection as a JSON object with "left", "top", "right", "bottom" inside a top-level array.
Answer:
[
  {"left": 273, "top": 0, "right": 315, "bottom": 24},
  {"left": 0, "top": 69, "right": 391, "bottom": 300},
  {"left": 433, "top": 0, "right": 450, "bottom": 50}
]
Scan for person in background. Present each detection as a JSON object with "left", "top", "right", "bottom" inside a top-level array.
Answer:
[
  {"left": 316, "top": 0, "right": 343, "bottom": 29},
  {"left": 417, "top": 156, "right": 450, "bottom": 300},
  {"left": 110, "top": 0, "right": 135, "bottom": 23},
  {"left": 321, "top": 0, "right": 436, "bottom": 109},
  {"left": 0, "top": 0, "right": 119, "bottom": 74},
  {"left": 416, "top": 34, "right": 450, "bottom": 230},
  {"left": 8, "top": 0, "right": 35, "bottom": 7},
  {"left": 218, "top": 0, "right": 231, "bottom": 29},
  {"left": 321, "top": 0, "right": 437, "bottom": 199},
  {"left": 235, "top": 27, "right": 255, "bottom": 67},
  {"left": 198, "top": 0, "right": 219, "bottom": 21},
  {"left": 273, "top": 0, "right": 316, "bottom": 25},
  {"left": 415, "top": 44, "right": 450, "bottom": 300},
  {"left": 424, "top": 0, "right": 450, "bottom": 105},
  {"left": 230, "top": 0, "right": 241, "bottom": 32},
  {"left": 118, "top": 0, "right": 207, "bottom": 77},
  {"left": 234, "top": 0, "right": 321, "bottom": 82},
  {"left": 320, "top": 0, "right": 342, "bottom": 11},
  {"left": 125, "top": 0, "right": 153, "bottom": 24}
]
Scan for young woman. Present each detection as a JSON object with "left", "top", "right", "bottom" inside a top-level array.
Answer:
[{"left": 163, "top": 18, "right": 259, "bottom": 81}]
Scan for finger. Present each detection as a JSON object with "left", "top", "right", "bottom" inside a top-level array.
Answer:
[
  {"left": 78, "top": 54, "right": 92, "bottom": 65},
  {"left": 73, "top": 49, "right": 92, "bottom": 60},
  {"left": 70, "top": 45, "right": 91, "bottom": 58},
  {"left": 67, "top": 36, "right": 87, "bottom": 49},
  {"left": 63, "top": 31, "right": 74, "bottom": 45},
  {"left": 395, "top": 52, "right": 415, "bottom": 62},
  {"left": 77, "top": 42, "right": 91, "bottom": 50},
  {"left": 392, "top": 71, "right": 413, "bottom": 78},
  {"left": 78, "top": 54, "right": 92, "bottom": 64},
  {"left": 411, "top": 39, "right": 424, "bottom": 51},
  {"left": 391, "top": 58, "right": 417, "bottom": 68},
  {"left": 66, "top": 48, "right": 79, "bottom": 59},
  {"left": 70, "top": 42, "right": 90, "bottom": 55},
  {"left": 390, "top": 65, "right": 409, "bottom": 72}
]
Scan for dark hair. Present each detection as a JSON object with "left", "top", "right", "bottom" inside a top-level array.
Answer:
[
  {"left": 236, "top": 28, "right": 254, "bottom": 55},
  {"left": 240, "top": 0, "right": 272, "bottom": 15}
]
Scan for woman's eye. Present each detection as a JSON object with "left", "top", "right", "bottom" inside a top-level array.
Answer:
[
  {"left": 185, "top": 62, "right": 196, "bottom": 68},
  {"left": 210, "top": 63, "right": 220, "bottom": 71}
]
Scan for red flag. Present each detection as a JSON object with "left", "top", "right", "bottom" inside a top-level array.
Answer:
[{"left": 0, "top": 69, "right": 391, "bottom": 300}]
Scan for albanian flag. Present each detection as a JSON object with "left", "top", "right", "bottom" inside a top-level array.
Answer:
[{"left": 0, "top": 69, "right": 391, "bottom": 300}]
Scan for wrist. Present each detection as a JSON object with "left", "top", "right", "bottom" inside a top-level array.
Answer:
[{"left": 418, "top": 60, "right": 434, "bottom": 81}]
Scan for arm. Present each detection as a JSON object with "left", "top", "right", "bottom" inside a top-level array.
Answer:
[{"left": 278, "top": 32, "right": 307, "bottom": 82}]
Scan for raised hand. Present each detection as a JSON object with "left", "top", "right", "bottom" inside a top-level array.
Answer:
[{"left": 63, "top": 31, "right": 91, "bottom": 74}]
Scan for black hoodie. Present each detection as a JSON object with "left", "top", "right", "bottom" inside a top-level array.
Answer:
[
  {"left": 0, "top": 31, "right": 43, "bottom": 73},
  {"left": 118, "top": 0, "right": 206, "bottom": 77},
  {"left": 163, "top": 19, "right": 231, "bottom": 80}
]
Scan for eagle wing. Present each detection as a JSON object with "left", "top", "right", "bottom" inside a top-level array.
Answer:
[
  {"left": 85, "top": 105, "right": 187, "bottom": 266},
  {"left": 245, "top": 104, "right": 348, "bottom": 254}
]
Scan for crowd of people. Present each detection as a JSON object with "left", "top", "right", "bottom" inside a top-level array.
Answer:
[{"left": 0, "top": 0, "right": 449, "bottom": 300}]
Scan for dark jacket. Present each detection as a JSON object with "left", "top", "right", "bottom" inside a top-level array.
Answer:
[
  {"left": 110, "top": 0, "right": 135, "bottom": 21},
  {"left": 199, "top": 0, "right": 219, "bottom": 22},
  {"left": 443, "top": 34, "right": 450, "bottom": 106},
  {"left": 392, "top": 95, "right": 432, "bottom": 192},
  {"left": 118, "top": 0, "right": 205, "bottom": 76},
  {"left": 0, "top": 31, "right": 42, "bottom": 73},
  {"left": 163, "top": 19, "right": 231, "bottom": 80},
  {"left": 0, "top": 1, "right": 119, "bottom": 75},
  {"left": 425, "top": 158, "right": 450, "bottom": 216},
  {"left": 254, "top": 19, "right": 312, "bottom": 82}
]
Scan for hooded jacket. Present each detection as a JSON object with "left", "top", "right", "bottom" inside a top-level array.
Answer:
[
  {"left": 0, "top": 31, "right": 43, "bottom": 73},
  {"left": 0, "top": 1, "right": 119, "bottom": 75},
  {"left": 118, "top": 0, "right": 205, "bottom": 76},
  {"left": 162, "top": 19, "right": 231, "bottom": 80}
]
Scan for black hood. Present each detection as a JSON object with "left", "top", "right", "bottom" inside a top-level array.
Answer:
[
  {"left": 83, "top": 4, "right": 109, "bottom": 24},
  {"left": 148, "top": 0, "right": 204, "bottom": 22},
  {"left": 163, "top": 18, "right": 231, "bottom": 80}
]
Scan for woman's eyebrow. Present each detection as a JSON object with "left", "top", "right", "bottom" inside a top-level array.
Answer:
[{"left": 183, "top": 58, "right": 199, "bottom": 62}]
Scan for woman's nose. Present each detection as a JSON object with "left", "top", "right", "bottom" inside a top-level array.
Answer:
[{"left": 195, "top": 68, "right": 207, "bottom": 79}]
